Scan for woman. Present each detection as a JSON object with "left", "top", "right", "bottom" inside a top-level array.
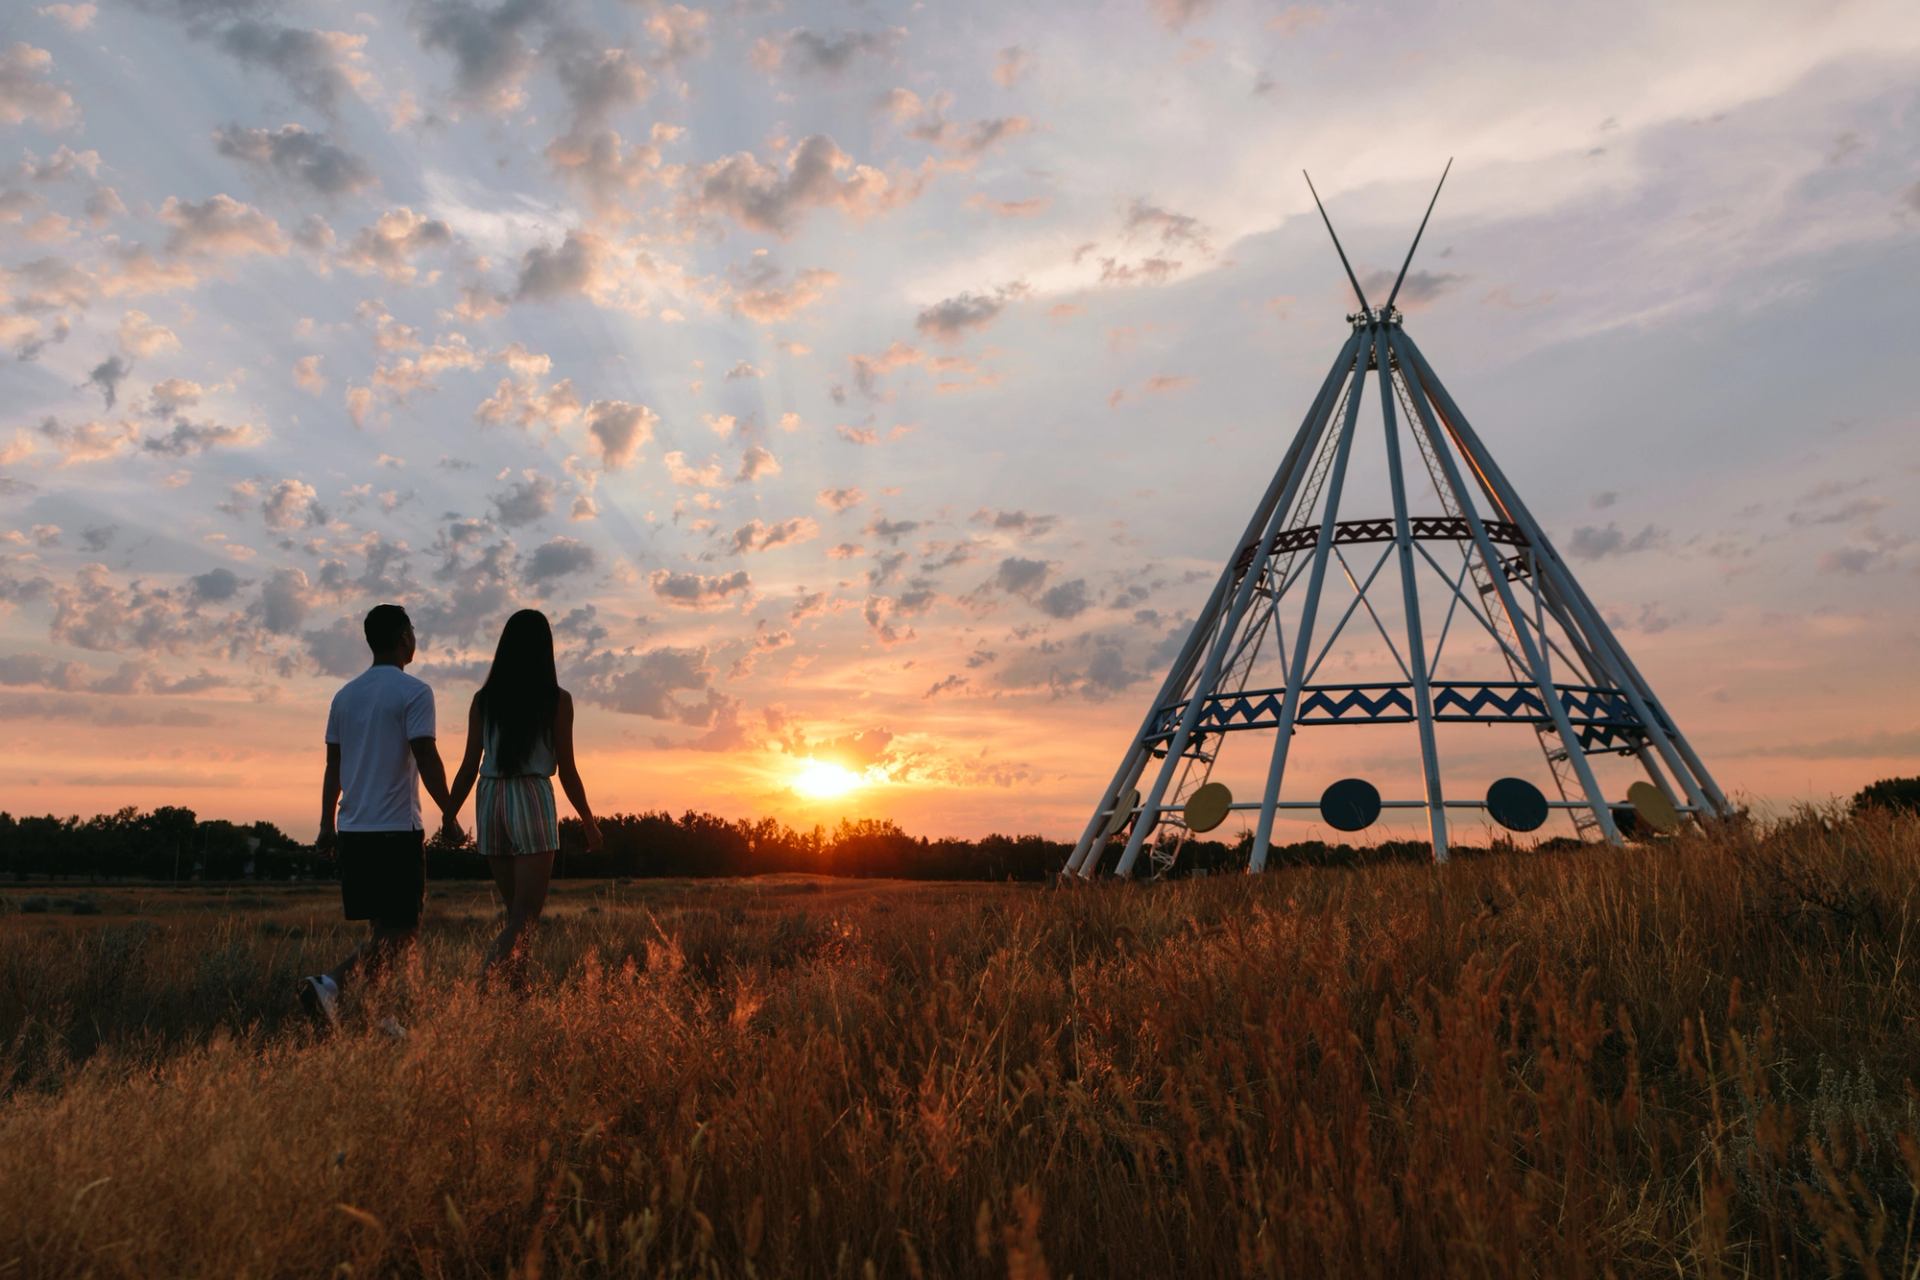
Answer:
[{"left": 446, "top": 609, "right": 602, "bottom": 985}]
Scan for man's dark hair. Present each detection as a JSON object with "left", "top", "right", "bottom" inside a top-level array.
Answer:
[{"left": 363, "top": 604, "right": 412, "bottom": 654}]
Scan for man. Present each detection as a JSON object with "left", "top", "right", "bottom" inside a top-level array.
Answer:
[{"left": 299, "top": 604, "right": 457, "bottom": 1030}]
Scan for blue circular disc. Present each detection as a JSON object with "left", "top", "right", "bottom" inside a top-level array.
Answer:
[
  {"left": 1320, "top": 778, "right": 1381, "bottom": 832},
  {"left": 1486, "top": 777, "right": 1549, "bottom": 833}
]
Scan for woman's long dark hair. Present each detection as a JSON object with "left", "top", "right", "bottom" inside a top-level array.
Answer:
[{"left": 479, "top": 609, "right": 558, "bottom": 774}]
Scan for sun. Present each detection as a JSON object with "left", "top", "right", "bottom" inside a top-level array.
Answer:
[{"left": 791, "top": 758, "right": 864, "bottom": 800}]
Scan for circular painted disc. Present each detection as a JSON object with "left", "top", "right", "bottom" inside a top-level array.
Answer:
[
  {"left": 1486, "top": 777, "right": 1549, "bottom": 833},
  {"left": 1627, "top": 781, "right": 1680, "bottom": 833},
  {"left": 1320, "top": 778, "right": 1382, "bottom": 832},
  {"left": 1183, "top": 782, "right": 1233, "bottom": 833},
  {"left": 1101, "top": 788, "right": 1141, "bottom": 839}
]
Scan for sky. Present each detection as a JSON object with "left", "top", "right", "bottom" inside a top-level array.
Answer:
[{"left": 1, "top": 0, "right": 1917, "bottom": 844}]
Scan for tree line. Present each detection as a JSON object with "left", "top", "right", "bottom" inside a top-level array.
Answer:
[
  {"left": 8, "top": 781, "right": 1909, "bottom": 883},
  {"left": 0, "top": 804, "right": 1454, "bottom": 883}
]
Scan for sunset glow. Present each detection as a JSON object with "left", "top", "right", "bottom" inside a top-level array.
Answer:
[
  {"left": 0, "top": 1, "right": 1915, "bottom": 841},
  {"left": 790, "top": 760, "right": 866, "bottom": 802}
]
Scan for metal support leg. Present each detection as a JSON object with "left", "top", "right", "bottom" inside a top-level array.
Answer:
[
  {"left": 1372, "top": 328, "right": 1449, "bottom": 861},
  {"left": 1112, "top": 334, "right": 1363, "bottom": 877},
  {"left": 1249, "top": 345, "right": 1370, "bottom": 870},
  {"left": 1391, "top": 331, "right": 1621, "bottom": 843}
]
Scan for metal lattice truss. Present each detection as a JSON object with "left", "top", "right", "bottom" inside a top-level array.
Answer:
[{"left": 1065, "top": 167, "right": 1730, "bottom": 878}]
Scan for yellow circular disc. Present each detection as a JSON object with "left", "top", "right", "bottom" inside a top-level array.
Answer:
[
  {"left": 1183, "top": 782, "right": 1234, "bottom": 834},
  {"left": 1627, "top": 781, "right": 1680, "bottom": 833},
  {"left": 1102, "top": 788, "right": 1140, "bottom": 839}
]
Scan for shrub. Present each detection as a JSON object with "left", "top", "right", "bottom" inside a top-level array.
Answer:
[{"left": 1852, "top": 775, "right": 1920, "bottom": 816}]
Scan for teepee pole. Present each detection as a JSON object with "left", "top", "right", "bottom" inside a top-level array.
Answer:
[
  {"left": 1063, "top": 550, "right": 1237, "bottom": 875},
  {"left": 1372, "top": 328, "right": 1450, "bottom": 861},
  {"left": 1114, "top": 334, "right": 1362, "bottom": 878},
  {"left": 1398, "top": 334, "right": 1726, "bottom": 816},
  {"left": 1531, "top": 570, "right": 1687, "bottom": 810},
  {"left": 1389, "top": 330, "right": 1622, "bottom": 844},
  {"left": 1066, "top": 343, "right": 1356, "bottom": 878},
  {"left": 1248, "top": 342, "right": 1370, "bottom": 870}
]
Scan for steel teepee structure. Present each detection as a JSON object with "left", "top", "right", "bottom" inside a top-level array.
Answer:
[{"left": 1066, "top": 163, "right": 1730, "bottom": 878}]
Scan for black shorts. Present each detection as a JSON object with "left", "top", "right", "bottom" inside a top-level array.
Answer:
[{"left": 337, "top": 829, "right": 426, "bottom": 927}]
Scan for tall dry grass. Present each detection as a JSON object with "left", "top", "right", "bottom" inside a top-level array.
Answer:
[{"left": 1, "top": 809, "right": 1918, "bottom": 1276}]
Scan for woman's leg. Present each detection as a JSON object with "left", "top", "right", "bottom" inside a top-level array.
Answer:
[
  {"left": 482, "top": 853, "right": 519, "bottom": 978},
  {"left": 484, "top": 851, "right": 555, "bottom": 986}
]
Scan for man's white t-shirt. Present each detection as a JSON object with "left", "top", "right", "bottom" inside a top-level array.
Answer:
[{"left": 325, "top": 664, "right": 436, "bottom": 832}]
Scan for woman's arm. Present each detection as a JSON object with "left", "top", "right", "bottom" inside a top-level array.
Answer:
[
  {"left": 445, "top": 690, "right": 485, "bottom": 821},
  {"left": 554, "top": 689, "right": 601, "bottom": 850}
]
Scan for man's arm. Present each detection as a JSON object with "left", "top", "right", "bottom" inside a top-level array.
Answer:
[
  {"left": 410, "top": 738, "right": 454, "bottom": 821},
  {"left": 319, "top": 742, "right": 341, "bottom": 851}
]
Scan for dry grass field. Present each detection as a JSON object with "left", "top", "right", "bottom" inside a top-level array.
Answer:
[{"left": 2, "top": 810, "right": 1918, "bottom": 1277}]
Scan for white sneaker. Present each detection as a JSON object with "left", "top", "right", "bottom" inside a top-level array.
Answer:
[{"left": 297, "top": 975, "right": 340, "bottom": 1032}]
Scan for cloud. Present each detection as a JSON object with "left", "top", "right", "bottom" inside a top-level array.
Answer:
[
  {"left": 966, "top": 194, "right": 1050, "bottom": 218},
  {"left": 728, "top": 517, "right": 819, "bottom": 554},
  {"left": 340, "top": 208, "right": 453, "bottom": 282},
  {"left": 649, "top": 568, "right": 749, "bottom": 609},
  {"left": 1568, "top": 523, "right": 1669, "bottom": 559},
  {"left": 1037, "top": 578, "right": 1090, "bottom": 619},
  {"left": 725, "top": 258, "right": 838, "bottom": 323},
  {"left": 1359, "top": 267, "right": 1463, "bottom": 310},
  {"left": 412, "top": 0, "right": 554, "bottom": 112},
  {"left": 545, "top": 122, "right": 675, "bottom": 219},
  {"left": 663, "top": 452, "right": 724, "bottom": 488},
  {"left": 20, "top": 144, "right": 99, "bottom": 182},
  {"left": 0, "top": 43, "right": 79, "bottom": 128},
  {"left": 1124, "top": 198, "right": 1211, "bottom": 253},
  {"left": 644, "top": 5, "right": 710, "bottom": 64},
  {"left": 189, "top": 567, "right": 242, "bottom": 602},
  {"left": 555, "top": 45, "right": 652, "bottom": 123},
  {"left": 147, "top": 378, "right": 202, "bottom": 415},
  {"left": 513, "top": 229, "right": 618, "bottom": 302},
  {"left": 490, "top": 470, "right": 556, "bottom": 527},
  {"left": 915, "top": 291, "right": 1005, "bottom": 342},
  {"left": 879, "top": 88, "right": 1032, "bottom": 165},
  {"left": 1149, "top": 0, "right": 1214, "bottom": 31},
  {"left": 304, "top": 617, "right": 367, "bottom": 677},
  {"left": 572, "top": 645, "right": 717, "bottom": 722},
  {"left": 35, "top": 416, "right": 136, "bottom": 464},
  {"left": 684, "top": 135, "right": 921, "bottom": 237},
  {"left": 214, "top": 123, "right": 375, "bottom": 197},
  {"left": 143, "top": 418, "right": 259, "bottom": 456},
  {"left": 261, "top": 478, "right": 324, "bottom": 531},
  {"left": 86, "top": 353, "right": 130, "bottom": 409},
  {"left": 818, "top": 487, "right": 864, "bottom": 512},
  {"left": 754, "top": 27, "right": 904, "bottom": 76},
  {"left": 994, "top": 555, "right": 1049, "bottom": 594},
  {"left": 160, "top": 194, "right": 288, "bottom": 257},
  {"left": 218, "top": 21, "right": 369, "bottom": 115},
  {"left": 118, "top": 311, "right": 179, "bottom": 357},
  {"left": 583, "top": 399, "right": 655, "bottom": 469},
  {"left": 973, "top": 508, "right": 1057, "bottom": 536},
  {"left": 737, "top": 445, "right": 780, "bottom": 483},
  {"left": 38, "top": 5, "right": 97, "bottom": 31},
  {"left": 254, "top": 567, "right": 310, "bottom": 634},
  {"left": 866, "top": 514, "right": 920, "bottom": 544},
  {"left": 526, "top": 536, "right": 596, "bottom": 587},
  {"left": 992, "top": 46, "right": 1030, "bottom": 88},
  {"left": 469, "top": 372, "right": 555, "bottom": 425},
  {"left": 294, "top": 355, "right": 326, "bottom": 393},
  {"left": 861, "top": 594, "right": 915, "bottom": 646}
]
